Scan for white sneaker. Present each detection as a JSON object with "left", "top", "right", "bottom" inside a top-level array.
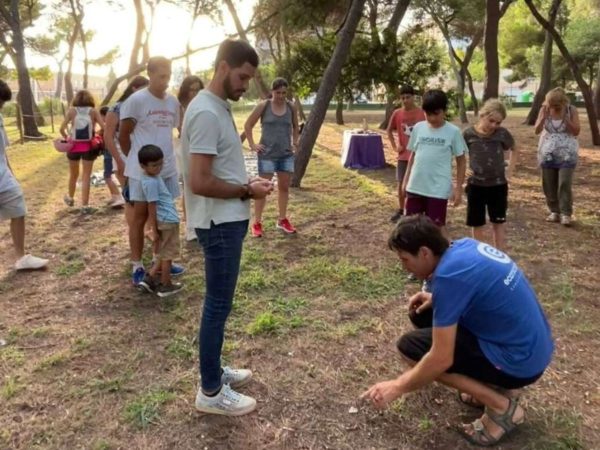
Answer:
[
  {"left": 546, "top": 212, "right": 560, "bottom": 222},
  {"left": 108, "top": 196, "right": 125, "bottom": 208},
  {"left": 221, "top": 366, "right": 253, "bottom": 388},
  {"left": 195, "top": 383, "right": 257, "bottom": 416},
  {"left": 15, "top": 254, "right": 49, "bottom": 271},
  {"left": 560, "top": 215, "right": 572, "bottom": 226}
]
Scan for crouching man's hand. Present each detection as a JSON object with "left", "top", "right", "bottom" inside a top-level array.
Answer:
[{"left": 360, "top": 379, "right": 403, "bottom": 409}]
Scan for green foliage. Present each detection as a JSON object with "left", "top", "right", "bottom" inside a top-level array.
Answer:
[{"left": 123, "top": 389, "right": 175, "bottom": 429}]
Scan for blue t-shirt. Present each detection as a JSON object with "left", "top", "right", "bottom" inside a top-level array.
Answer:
[
  {"left": 140, "top": 174, "right": 179, "bottom": 224},
  {"left": 432, "top": 238, "right": 554, "bottom": 378},
  {"left": 407, "top": 121, "right": 467, "bottom": 199}
]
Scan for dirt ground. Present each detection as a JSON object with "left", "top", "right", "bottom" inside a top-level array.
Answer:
[{"left": 0, "top": 110, "right": 599, "bottom": 450}]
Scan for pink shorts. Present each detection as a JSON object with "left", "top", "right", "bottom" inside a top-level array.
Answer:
[
  {"left": 405, "top": 192, "right": 448, "bottom": 226},
  {"left": 70, "top": 141, "right": 92, "bottom": 153}
]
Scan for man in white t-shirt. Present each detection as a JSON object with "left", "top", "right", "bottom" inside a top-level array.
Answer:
[
  {"left": 119, "top": 57, "right": 182, "bottom": 286},
  {"left": 181, "top": 40, "right": 273, "bottom": 416},
  {"left": 0, "top": 80, "right": 48, "bottom": 271}
]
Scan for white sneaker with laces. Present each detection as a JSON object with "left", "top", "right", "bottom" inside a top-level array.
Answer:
[
  {"left": 15, "top": 254, "right": 49, "bottom": 271},
  {"left": 195, "top": 383, "right": 256, "bottom": 416},
  {"left": 221, "top": 366, "right": 253, "bottom": 388}
]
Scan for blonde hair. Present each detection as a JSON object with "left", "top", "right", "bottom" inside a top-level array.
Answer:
[
  {"left": 545, "top": 87, "right": 569, "bottom": 109},
  {"left": 479, "top": 98, "right": 506, "bottom": 120}
]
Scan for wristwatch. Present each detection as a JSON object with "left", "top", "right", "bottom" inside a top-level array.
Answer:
[{"left": 240, "top": 183, "right": 253, "bottom": 201}]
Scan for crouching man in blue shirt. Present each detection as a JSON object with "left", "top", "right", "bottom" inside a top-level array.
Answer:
[{"left": 361, "top": 215, "right": 553, "bottom": 447}]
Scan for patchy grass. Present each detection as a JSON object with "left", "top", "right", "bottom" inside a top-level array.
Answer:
[{"left": 0, "top": 112, "right": 598, "bottom": 449}]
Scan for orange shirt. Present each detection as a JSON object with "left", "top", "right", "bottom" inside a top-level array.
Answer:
[{"left": 390, "top": 107, "right": 426, "bottom": 161}]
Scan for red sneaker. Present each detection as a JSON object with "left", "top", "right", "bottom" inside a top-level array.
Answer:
[
  {"left": 276, "top": 218, "right": 297, "bottom": 234},
  {"left": 251, "top": 221, "right": 263, "bottom": 237}
]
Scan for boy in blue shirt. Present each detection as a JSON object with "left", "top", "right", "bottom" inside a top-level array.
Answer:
[
  {"left": 137, "top": 144, "right": 183, "bottom": 297},
  {"left": 361, "top": 215, "right": 553, "bottom": 447},
  {"left": 402, "top": 89, "right": 467, "bottom": 237}
]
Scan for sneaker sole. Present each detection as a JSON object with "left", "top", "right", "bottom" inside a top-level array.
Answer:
[
  {"left": 137, "top": 282, "right": 154, "bottom": 293},
  {"left": 156, "top": 287, "right": 184, "bottom": 298},
  {"left": 276, "top": 225, "right": 296, "bottom": 234},
  {"left": 195, "top": 401, "right": 257, "bottom": 416}
]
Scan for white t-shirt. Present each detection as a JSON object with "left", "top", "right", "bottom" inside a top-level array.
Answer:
[
  {"left": 0, "top": 114, "right": 19, "bottom": 194},
  {"left": 120, "top": 88, "right": 180, "bottom": 180},
  {"left": 181, "top": 90, "right": 249, "bottom": 229}
]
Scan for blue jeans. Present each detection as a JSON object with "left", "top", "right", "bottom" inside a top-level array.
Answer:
[{"left": 195, "top": 220, "right": 249, "bottom": 391}]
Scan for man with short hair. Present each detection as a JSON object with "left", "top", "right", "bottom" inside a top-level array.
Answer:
[
  {"left": 0, "top": 80, "right": 48, "bottom": 271},
  {"left": 119, "top": 56, "right": 183, "bottom": 286},
  {"left": 181, "top": 39, "right": 273, "bottom": 416},
  {"left": 361, "top": 215, "right": 554, "bottom": 446}
]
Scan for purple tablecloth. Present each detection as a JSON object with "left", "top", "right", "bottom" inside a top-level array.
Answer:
[{"left": 344, "top": 134, "right": 386, "bottom": 170}]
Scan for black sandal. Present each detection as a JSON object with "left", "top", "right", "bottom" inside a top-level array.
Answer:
[{"left": 458, "top": 397, "right": 524, "bottom": 447}]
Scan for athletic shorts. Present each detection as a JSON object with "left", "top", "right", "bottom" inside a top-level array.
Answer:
[
  {"left": 396, "top": 161, "right": 409, "bottom": 183},
  {"left": 405, "top": 192, "right": 448, "bottom": 226},
  {"left": 466, "top": 183, "right": 508, "bottom": 227},
  {"left": 0, "top": 187, "right": 26, "bottom": 220},
  {"left": 66, "top": 150, "right": 99, "bottom": 161},
  {"left": 397, "top": 309, "right": 544, "bottom": 390},
  {"left": 128, "top": 175, "right": 181, "bottom": 202}
]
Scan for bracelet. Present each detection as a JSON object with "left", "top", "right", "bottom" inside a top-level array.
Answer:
[{"left": 240, "top": 183, "right": 253, "bottom": 201}]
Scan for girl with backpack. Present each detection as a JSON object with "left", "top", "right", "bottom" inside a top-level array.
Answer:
[{"left": 59, "top": 89, "right": 104, "bottom": 214}]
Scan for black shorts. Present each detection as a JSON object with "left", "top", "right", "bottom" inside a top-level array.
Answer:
[
  {"left": 466, "top": 183, "right": 508, "bottom": 227},
  {"left": 397, "top": 309, "right": 543, "bottom": 390},
  {"left": 66, "top": 150, "right": 100, "bottom": 161}
]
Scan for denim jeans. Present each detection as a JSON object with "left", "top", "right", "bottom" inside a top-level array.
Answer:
[{"left": 195, "top": 220, "right": 248, "bottom": 392}]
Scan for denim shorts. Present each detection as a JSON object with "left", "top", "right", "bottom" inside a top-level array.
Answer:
[
  {"left": 0, "top": 187, "right": 26, "bottom": 219},
  {"left": 257, "top": 155, "right": 295, "bottom": 174}
]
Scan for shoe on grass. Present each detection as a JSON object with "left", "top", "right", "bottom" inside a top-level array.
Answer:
[
  {"left": 195, "top": 383, "right": 257, "bottom": 416},
  {"left": 390, "top": 209, "right": 403, "bottom": 223},
  {"left": 546, "top": 212, "right": 560, "bottom": 222},
  {"left": 63, "top": 195, "right": 74, "bottom": 207},
  {"left": 156, "top": 282, "right": 184, "bottom": 298},
  {"left": 132, "top": 267, "right": 145, "bottom": 287},
  {"left": 560, "top": 215, "right": 572, "bottom": 226},
  {"left": 251, "top": 221, "right": 263, "bottom": 237},
  {"left": 221, "top": 366, "right": 253, "bottom": 389},
  {"left": 15, "top": 254, "right": 48, "bottom": 271},
  {"left": 138, "top": 273, "right": 157, "bottom": 294},
  {"left": 276, "top": 218, "right": 297, "bottom": 234}
]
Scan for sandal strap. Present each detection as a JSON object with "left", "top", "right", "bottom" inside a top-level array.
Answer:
[
  {"left": 470, "top": 419, "right": 496, "bottom": 445},
  {"left": 486, "top": 397, "right": 520, "bottom": 433}
]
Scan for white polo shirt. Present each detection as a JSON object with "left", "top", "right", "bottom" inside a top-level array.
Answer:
[{"left": 181, "top": 90, "right": 249, "bottom": 229}]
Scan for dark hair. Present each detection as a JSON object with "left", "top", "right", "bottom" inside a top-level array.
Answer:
[
  {"left": 399, "top": 85, "right": 415, "bottom": 96},
  {"left": 422, "top": 89, "right": 448, "bottom": 114},
  {"left": 0, "top": 80, "right": 12, "bottom": 103},
  {"left": 138, "top": 144, "right": 164, "bottom": 165},
  {"left": 271, "top": 77, "right": 288, "bottom": 90},
  {"left": 215, "top": 39, "right": 259, "bottom": 69},
  {"left": 147, "top": 56, "right": 171, "bottom": 74},
  {"left": 117, "top": 75, "right": 149, "bottom": 103},
  {"left": 388, "top": 215, "right": 449, "bottom": 256},
  {"left": 177, "top": 75, "right": 204, "bottom": 105},
  {"left": 72, "top": 89, "right": 95, "bottom": 107}
]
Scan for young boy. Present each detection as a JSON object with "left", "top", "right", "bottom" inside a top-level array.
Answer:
[
  {"left": 463, "top": 99, "right": 517, "bottom": 251},
  {"left": 387, "top": 85, "right": 426, "bottom": 223},
  {"left": 0, "top": 80, "right": 48, "bottom": 271},
  {"left": 402, "top": 89, "right": 467, "bottom": 238},
  {"left": 137, "top": 144, "right": 183, "bottom": 297}
]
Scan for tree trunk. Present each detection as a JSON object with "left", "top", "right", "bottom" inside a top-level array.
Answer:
[
  {"left": 524, "top": 0, "right": 559, "bottom": 125},
  {"left": 101, "top": 63, "right": 146, "bottom": 106},
  {"left": 13, "top": 28, "right": 42, "bottom": 138},
  {"left": 379, "top": 83, "right": 397, "bottom": 129},
  {"left": 294, "top": 95, "right": 306, "bottom": 122},
  {"left": 466, "top": 68, "right": 479, "bottom": 115},
  {"left": 129, "top": 0, "right": 146, "bottom": 75},
  {"left": 292, "top": 0, "right": 367, "bottom": 187},
  {"left": 335, "top": 98, "right": 344, "bottom": 124},
  {"left": 524, "top": 0, "right": 600, "bottom": 145},
  {"left": 482, "top": 0, "right": 501, "bottom": 101},
  {"left": 54, "top": 60, "right": 64, "bottom": 99},
  {"left": 595, "top": 53, "right": 600, "bottom": 117},
  {"left": 223, "top": 0, "right": 270, "bottom": 99}
]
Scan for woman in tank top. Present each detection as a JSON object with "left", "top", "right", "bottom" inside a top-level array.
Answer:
[
  {"left": 534, "top": 87, "right": 580, "bottom": 226},
  {"left": 244, "top": 77, "right": 300, "bottom": 237}
]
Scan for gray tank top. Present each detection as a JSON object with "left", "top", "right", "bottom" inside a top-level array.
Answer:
[{"left": 259, "top": 101, "right": 293, "bottom": 159}]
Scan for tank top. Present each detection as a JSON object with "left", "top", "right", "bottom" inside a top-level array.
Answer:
[{"left": 259, "top": 101, "right": 293, "bottom": 160}]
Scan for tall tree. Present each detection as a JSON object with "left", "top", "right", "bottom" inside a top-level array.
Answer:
[
  {"left": 0, "top": 0, "right": 43, "bottom": 138},
  {"left": 524, "top": 0, "right": 599, "bottom": 145},
  {"left": 482, "top": 0, "right": 515, "bottom": 100},
  {"left": 524, "top": 0, "right": 561, "bottom": 125},
  {"left": 292, "top": 0, "right": 367, "bottom": 187}
]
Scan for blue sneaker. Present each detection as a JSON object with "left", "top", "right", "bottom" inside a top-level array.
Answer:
[
  {"left": 150, "top": 262, "right": 186, "bottom": 277},
  {"left": 132, "top": 267, "right": 145, "bottom": 286}
]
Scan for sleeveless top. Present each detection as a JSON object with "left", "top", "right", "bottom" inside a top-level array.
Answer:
[
  {"left": 259, "top": 101, "right": 293, "bottom": 160},
  {"left": 537, "top": 105, "right": 579, "bottom": 169}
]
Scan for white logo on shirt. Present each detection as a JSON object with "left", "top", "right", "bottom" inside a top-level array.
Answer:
[{"left": 476, "top": 242, "right": 511, "bottom": 264}]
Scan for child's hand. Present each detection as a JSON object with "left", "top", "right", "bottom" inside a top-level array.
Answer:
[
  {"left": 452, "top": 185, "right": 462, "bottom": 207},
  {"left": 151, "top": 229, "right": 159, "bottom": 243}
]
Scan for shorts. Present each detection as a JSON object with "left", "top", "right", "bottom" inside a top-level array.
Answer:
[
  {"left": 128, "top": 175, "right": 181, "bottom": 202},
  {"left": 397, "top": 309, "right": 544, "bottom": 389},
  {"left": 258, "top": 155, "right": 294, "bottom": 174},
  {"left": 157, "top": 222, "right": 180, "bottom": 260},
  {"left": 405, "top": 192, "right": 448, "bottom": 226},
  {"left": 103, "top": 150, "right": 114, "bottom": 179},
  {"left": 66, "top": 150, "right": 99, "bottom": 161},
  {"left": 396, "top": 160, "right": 408, "bottom": 183},
  {"left": 0, "top": 187, "right": 27, "bottom": 219},
  {"left": 466, "top": 183, "right": 508, "bottom": 227}
]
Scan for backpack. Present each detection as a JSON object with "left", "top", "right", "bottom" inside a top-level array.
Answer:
[{"left": 72, "top": 107, "right": 93, "bottom": 141}]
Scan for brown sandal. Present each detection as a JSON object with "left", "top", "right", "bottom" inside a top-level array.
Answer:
[{"left": 458, "top": 397, "right": 524, "bottom": 447}]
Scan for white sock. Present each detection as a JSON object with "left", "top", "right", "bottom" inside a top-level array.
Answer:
[{"left": 131, "top": 261, "right": 143, "bottom": 272}]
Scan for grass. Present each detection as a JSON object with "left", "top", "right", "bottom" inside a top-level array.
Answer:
[{"left": 123, "top": 389, "right": 176, "bottom": 429}]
